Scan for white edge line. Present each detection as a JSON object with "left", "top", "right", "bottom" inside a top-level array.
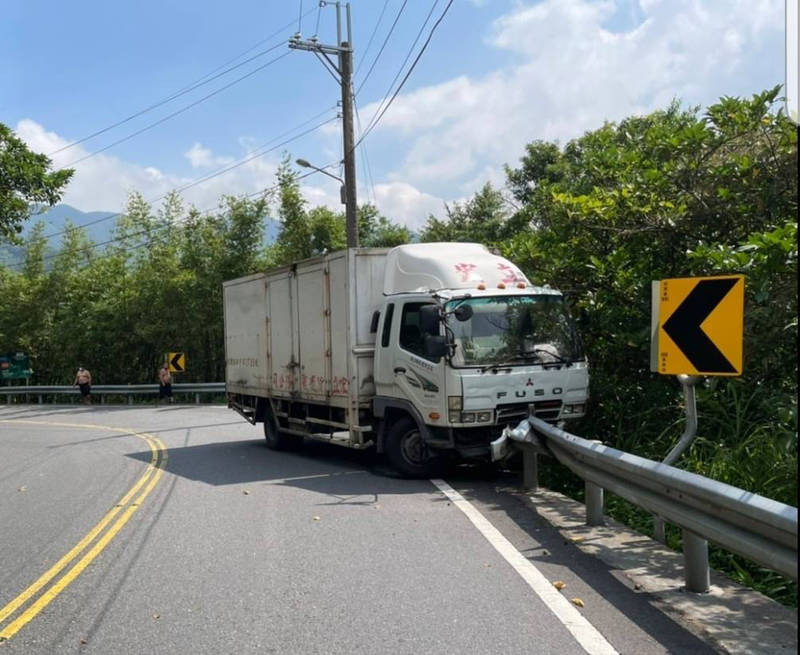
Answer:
[{"left": 430, "top": 478, "right": 619, "bottom": 655}]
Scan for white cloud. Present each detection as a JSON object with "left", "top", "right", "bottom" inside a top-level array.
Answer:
[
  {"left": 16, "top": 119, "right": 284, "bottom": 214},
  {"left": 359, "top": 0, "right": 782, "bottom": 195},
  {"left": 13, "top": 1, "right": 783, "bottom": 236},
  {"left": 184, "top": 142, "right": 234, "bottom": 168},
  {"left": 372, "top": 182, "right": 445, "bottom": 231}
]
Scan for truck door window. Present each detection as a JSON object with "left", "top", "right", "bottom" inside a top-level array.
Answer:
[
  {"left": 400, "top": 303, "right": 435, "bottom": 360},
  {"left": 381, "top": 303, "right": 394, "bottom": 347}
]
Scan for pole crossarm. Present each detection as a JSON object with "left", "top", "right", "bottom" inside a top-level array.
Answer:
[{"left": 288, "top": 37, "right": 348, "bottom": 57}]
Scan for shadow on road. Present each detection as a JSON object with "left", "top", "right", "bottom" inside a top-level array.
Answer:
[{"left": 125, "top": 437, "right": 440, "bottom": 497}]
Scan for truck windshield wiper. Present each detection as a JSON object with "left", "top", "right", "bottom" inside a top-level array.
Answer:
[
  {"left": 479, "top": 349, "right": 571, "bottom": 373},
  {"left": 521, "top": 348, "right": 573, "bottom": 366}
]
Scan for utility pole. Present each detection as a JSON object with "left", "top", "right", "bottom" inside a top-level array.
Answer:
[{"left": 289, "top": 2, "right": 359, "bottom": 247}]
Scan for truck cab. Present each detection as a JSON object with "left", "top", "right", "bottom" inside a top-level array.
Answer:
[{"left": 371, "top": 243, "right": 588, "bottom": 476}]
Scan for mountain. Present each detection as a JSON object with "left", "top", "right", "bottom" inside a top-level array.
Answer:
[{"left": 0, "top": 204, "right": 282, "bottom": 269}]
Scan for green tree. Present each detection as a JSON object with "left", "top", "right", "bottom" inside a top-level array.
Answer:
[
  {"left": 0, "top": 123, "right": 74, "bottom": 241},
  {"left": 419, "top": 183, "right": 513, "bottom": 245}
]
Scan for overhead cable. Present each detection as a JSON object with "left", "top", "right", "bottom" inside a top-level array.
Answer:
[
  {"left": 64, "top": 50, "right": 293, "bottom": 167},
  {"left": 358, "top": 0, "right": 440, "bottom": 140},
  {"left": 37, "top": 107, "right": 338, "bottom": 244},
  {"left": 49, "top": 8, "right": 316, "bottom": 157},
  {"left": 357, "top": 0, "right": 453, "bottom": 147},
  {"left": 355, "top": 0, "right": 409, "bottom": 97}
]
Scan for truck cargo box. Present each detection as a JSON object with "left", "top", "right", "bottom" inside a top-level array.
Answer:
[{"left": 224, "top": 249, "right": 388, "bottom": 427}]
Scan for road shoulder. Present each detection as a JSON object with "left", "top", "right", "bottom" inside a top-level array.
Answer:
[{"left": 511, "top": 487, "right": 797, "bottom": 655}]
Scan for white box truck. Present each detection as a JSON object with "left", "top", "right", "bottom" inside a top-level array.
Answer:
[{"left": 224, "top": 243, "right": 588, "bottom": 476}]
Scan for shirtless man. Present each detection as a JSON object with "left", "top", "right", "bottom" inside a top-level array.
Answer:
[
  {"left": 158, "top": 365, "right": 173, "bottom": 404},
  {"left": 73, "top": 367, "right": 92, "bottom": 404}
]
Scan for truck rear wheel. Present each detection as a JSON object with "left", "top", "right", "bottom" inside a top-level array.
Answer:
[
  {"left": 264, "top": 418, "right": 303, "bottom": 451},
  {"left": 385, "top": 417, "right": 439, "bottom": 478}
]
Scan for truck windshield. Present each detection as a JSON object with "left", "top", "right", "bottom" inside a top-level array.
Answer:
[{"left": 445, "top": 295, "right": 584, "bottom": 368}]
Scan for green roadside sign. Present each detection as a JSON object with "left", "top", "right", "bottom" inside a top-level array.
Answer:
[{"left": 0, "top": 353, "right": 33, "bottom": 380}]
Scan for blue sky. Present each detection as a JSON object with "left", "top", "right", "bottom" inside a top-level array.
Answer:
[{"left": 0, "top": 0, "right": 787, "bottom": 230}]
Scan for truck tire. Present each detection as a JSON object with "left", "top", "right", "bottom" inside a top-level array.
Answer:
[
  {"left": 385, "top": 416, "right": 439, "bottom": 478},
  {"left": 263, "top": 418, "right": 303, "bottom": 451}
]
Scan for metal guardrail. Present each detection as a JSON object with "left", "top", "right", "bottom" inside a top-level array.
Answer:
[
  {"left": 497, "top": 416, "right": 798, "bottom": 590},
  {"left": 0, "top": 383, "right": 225, "bottom": 404}
]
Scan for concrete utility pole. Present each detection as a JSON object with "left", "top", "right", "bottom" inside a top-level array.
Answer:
[{"left": 289, "top": 2, "right": 359, "bottom": 247}]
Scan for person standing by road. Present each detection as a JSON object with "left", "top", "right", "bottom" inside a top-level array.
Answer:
[
  {"left": 73, "top": 367, "right": 92, "bottom": 404},
  {"left": 158, "top": 364, "right": 173, "bottom": 404}
]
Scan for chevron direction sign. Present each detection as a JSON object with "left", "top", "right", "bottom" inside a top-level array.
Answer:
[
  {"left": 168, "top": 352, "right": 186, "bottom": 373},
  {"left": 652, "top": 276, "right": 744, "bottom": 376}
]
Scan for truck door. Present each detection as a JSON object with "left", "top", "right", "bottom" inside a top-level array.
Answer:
[{"left": 388, "top": 301, "right": 446, "bottom": 422}]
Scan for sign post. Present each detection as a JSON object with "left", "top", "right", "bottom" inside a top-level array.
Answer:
[{"left": 650, "top": 275, "right": 745, "bottom": 592}]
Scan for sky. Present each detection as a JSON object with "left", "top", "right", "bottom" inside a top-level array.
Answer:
[{"left": 0, "top": 0, "right": 787, "bottom": 233}]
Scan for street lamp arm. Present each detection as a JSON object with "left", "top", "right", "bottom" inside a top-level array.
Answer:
[{"left": 296, "top": 158, "right": 343, "bottom": 184}]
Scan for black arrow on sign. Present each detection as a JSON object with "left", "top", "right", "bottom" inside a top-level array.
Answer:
[
  {"left": 170, "top": 353, "right": 184, "bottom": 372},
  {"left": 663, "top": 278, "right": 738, "bottom": 374}
]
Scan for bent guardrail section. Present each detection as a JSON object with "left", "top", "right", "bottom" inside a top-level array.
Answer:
[{"left": 502, "top": 417, "right": 798, "bottom": 588}]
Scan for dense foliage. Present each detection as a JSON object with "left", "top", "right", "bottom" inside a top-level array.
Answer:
[
  {"left": 1, "top": 89, "right": 796, "bottom": 602},
  {"left": 420, "top": 86, "right": 798, "bottom": 604},
  {"left": 0, "top": 159, "right": 409, "bottom": 385},
  {"left": 0, "top": 123, "right": 74, "bottom": 241}
]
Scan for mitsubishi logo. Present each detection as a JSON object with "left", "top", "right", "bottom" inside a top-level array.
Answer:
[{"left": 526, "top": 378, "right": 534, "bottom": 386}]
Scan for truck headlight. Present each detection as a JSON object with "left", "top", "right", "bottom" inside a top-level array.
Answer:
[
  {"left": 448, "top": 396, "right": 463, "bottom": 410},
  {"left": 477, "top": 411, "right": 492, "bottom": 423},
  {"left": 461, "top": 412, "right": 476, "bottom": 423}
]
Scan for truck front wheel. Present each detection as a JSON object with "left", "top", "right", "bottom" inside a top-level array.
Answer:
[
  {"left": 385, "top": 417, "right": 439, "bottom": 478},
  {"left": 264, "top": 418, "right": 303, "bottom": 451}
]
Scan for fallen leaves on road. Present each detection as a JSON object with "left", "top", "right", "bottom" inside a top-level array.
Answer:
[
  {"left": 571, "top": 598, "right": 585, "bottom": 607},
  {"left": 552, "top": 580, "right": 566, "bottom": 590}
]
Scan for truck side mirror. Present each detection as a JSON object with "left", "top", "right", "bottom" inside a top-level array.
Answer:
[
  {"left": 453, "top": 304, "right": 473, "bottom": 322},
  {"left": 419, "top": 305, "right": 440, "bottom": 336},
  {"left": 424, "top": 335, "right": 448, "bottom": 360}
]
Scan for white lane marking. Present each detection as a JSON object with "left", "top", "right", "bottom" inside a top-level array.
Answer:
[{"left": 431, "top": 479, "right": 618, "bottom": 655}]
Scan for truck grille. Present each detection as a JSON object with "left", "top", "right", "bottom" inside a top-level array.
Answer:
[
  {"left": 532, "top": 399, "right": 562, "bottom": 420},
  {"left": 496, "top": 403, "right": 529, "bottom": 425}
]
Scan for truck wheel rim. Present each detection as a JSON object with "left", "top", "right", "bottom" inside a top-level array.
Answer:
[{"left": 401, "top": 429, "right": 425, "bottom": 465}]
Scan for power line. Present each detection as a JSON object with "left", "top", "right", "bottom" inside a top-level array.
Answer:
[
  {"left": 358, "top": 0, "right": 440, "bottom": 139},
  {"left": 357, "top": 0, "right": 453, "bottom": 148},
  {"left": 49, "top": 11, "right": 316, "bottom": 157},
  {"left": 69, "top": 168, "right": 325, "bottom": 273},
  {"left": 355, "top": 0, "right": 409, "bottom": 97},
  {"left": 353, "top": 96, "right": 376, "bottom": 206},
  {"left": 64, "top": 50, "right": 293, "bottom": 168},
  {"left": 354, "top": 0, "right": 390, "bottom": 78},
  {"left": 37, "top": 107, "right": 338, "bottom": 244},
  {"left": 12, "top": 168, "right": 326, "bottom": 274}
]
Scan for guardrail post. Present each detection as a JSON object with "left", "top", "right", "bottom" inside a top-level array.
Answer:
[
  {"left": 523, "top": 449, "right": 538, "bottom": 491},
  {"left": 585, "top": 481, "right": 604, "bottom": 526},
  {"left": 195, "top": 392, "right": 200, "bottom": 405},
  {"left": 682, "top": 529, "right": 710, "bottom": 592}
]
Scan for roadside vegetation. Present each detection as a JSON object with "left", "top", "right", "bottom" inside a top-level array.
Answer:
[{"left": 0, "top": 87, "right": 796, "bottom": 604}]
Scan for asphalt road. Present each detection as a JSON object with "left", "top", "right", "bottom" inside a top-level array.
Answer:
[{"left": 0, "top": 405, "right": 719, "bottom": 654}]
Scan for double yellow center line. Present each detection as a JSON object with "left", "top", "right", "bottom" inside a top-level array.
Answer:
[{"left": 0, "top": 420, "right": 168, "bottom": 642}]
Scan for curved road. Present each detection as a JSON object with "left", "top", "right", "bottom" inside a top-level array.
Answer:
[{"left": 0, "top": 406, "right": 717, "bottom": 654}]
